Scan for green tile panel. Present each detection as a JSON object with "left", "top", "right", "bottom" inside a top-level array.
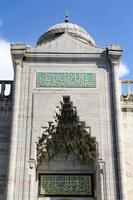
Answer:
[
  {"left": 36, "top": 73, "right": 96, "bottom": 88},
  {"left": 40, "top": 175, "right": 93, "bottom": 196}
]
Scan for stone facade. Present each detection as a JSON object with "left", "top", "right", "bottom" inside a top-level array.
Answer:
[
  {"left": 0, "top": 22, "right": 132, "bottom": 200},
  {"left": 121, "top": 81, "right": 133, "bottom": 200}
]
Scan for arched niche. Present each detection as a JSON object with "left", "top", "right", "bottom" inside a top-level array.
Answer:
[{"left": 36, "top": 96, "right": 100, "bottom": 199}]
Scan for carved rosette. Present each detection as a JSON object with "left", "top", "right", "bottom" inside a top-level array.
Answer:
[{"left": 37, "top": 96, "right": 97, "bottom": 166}]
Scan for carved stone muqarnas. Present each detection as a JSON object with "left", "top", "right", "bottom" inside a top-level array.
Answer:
[{"left": 37, "top": 96, "right": 98, "bottom": 167}]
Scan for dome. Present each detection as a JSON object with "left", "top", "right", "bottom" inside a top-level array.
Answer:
[{"left": 37, "top": 22, "right": 95, "bottom": 46}]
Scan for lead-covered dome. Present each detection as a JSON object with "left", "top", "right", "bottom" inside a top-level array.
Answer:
[{"left": 37, "top": 22, "right": 95, "bottom": 46}]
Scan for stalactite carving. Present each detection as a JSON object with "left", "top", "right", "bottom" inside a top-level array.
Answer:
[{"left": 37, "top": 96, "right": 97, "bottom": 166}]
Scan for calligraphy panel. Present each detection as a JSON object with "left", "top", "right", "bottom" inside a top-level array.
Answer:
[
  {"left": 39, "top": 174, "right": 93, "bottom": 196},
  {"left": 36, "top": 73, "right": 96, "bottom": 88}
]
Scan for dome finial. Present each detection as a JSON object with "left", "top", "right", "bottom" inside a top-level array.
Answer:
[{"left": 65, "top": 11, "right": 69, "bottom": 23}]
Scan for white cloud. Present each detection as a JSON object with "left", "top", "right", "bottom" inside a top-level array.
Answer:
[
  {"left": 119, "top": 62, "right": 129, "bottom": 78},
  {"left": 0, "top": 38, "right": 13, "bottom": 80}
]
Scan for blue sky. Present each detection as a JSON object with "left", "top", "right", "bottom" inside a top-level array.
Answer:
[{"left": 0, "top": 0, "right": 132, "bottom": 80}]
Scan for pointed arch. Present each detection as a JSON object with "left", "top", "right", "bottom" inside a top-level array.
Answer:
[{"left": 37, "top": 96, "right": 98, "bottom": 166}]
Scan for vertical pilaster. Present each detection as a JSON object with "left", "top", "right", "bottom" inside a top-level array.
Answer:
[
  {"left": 108, "top": 45, "right": 126, "bottom": 200},
  {"left": 6, "top": 61, "right": 22, "bottom": 200}
]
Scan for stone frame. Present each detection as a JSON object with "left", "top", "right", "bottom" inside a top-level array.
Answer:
[{"left": 38, "top": 173, "right": 95, "bottom": 197}]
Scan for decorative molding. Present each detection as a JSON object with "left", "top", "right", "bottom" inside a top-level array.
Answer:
[
  {"left": 107, "top": 45, "right": 123, "bottom": 66},
  {"left": 37, "top": 96, "right": 97, "bottom": 166}
]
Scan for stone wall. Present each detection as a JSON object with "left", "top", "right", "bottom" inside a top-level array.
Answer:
[
  {"left": 7, "top": 36, "right": 123, "bottom": 200},
  {"left": 0, "top": 81, "right": 13, "bottom": 200},
  {"left": 121, "top": 80, "right": 133, "bottom": 200}
]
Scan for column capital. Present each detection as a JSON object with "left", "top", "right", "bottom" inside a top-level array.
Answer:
[
  {"left": 107, "top": 45, "right": 123, "bottom": 66},
  {"left": 11, "top": 43, "right": 26, "bottom": 67},
  {"left": 15, "top": 60, "right": 22, "bottom": 66},
  {"left": 109, "top": 58, "right": 120, "bottom": 66}
]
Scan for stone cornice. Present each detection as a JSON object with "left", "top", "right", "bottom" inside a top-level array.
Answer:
[
  {"left": 17, "top": 52, "right": 107, "bottom": 63},
  {"left": 10, "top": 44, "right": 27, "bottom": 67},
  {"left": 10, "top": 43, "right": 107, "bottom": 63},
  {"left": 107, "top": 45, "right": 123, "bottom": 65}
]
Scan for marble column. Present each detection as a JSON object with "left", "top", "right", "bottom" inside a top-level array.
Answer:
[{"left": 6, "top": 61, "right": 22, "bottom": 200}]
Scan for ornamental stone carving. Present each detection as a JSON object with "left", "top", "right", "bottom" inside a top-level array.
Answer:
[{"left": 37, "top": 96, "right": 97, "bottom": 166}]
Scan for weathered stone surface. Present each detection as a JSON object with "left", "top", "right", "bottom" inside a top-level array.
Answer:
[
  {"left": 121, "top": 82, "right": 133, "bottom": 200},
  {"left": 1, "top": 21, "right": 131, "bottom": 200}
]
